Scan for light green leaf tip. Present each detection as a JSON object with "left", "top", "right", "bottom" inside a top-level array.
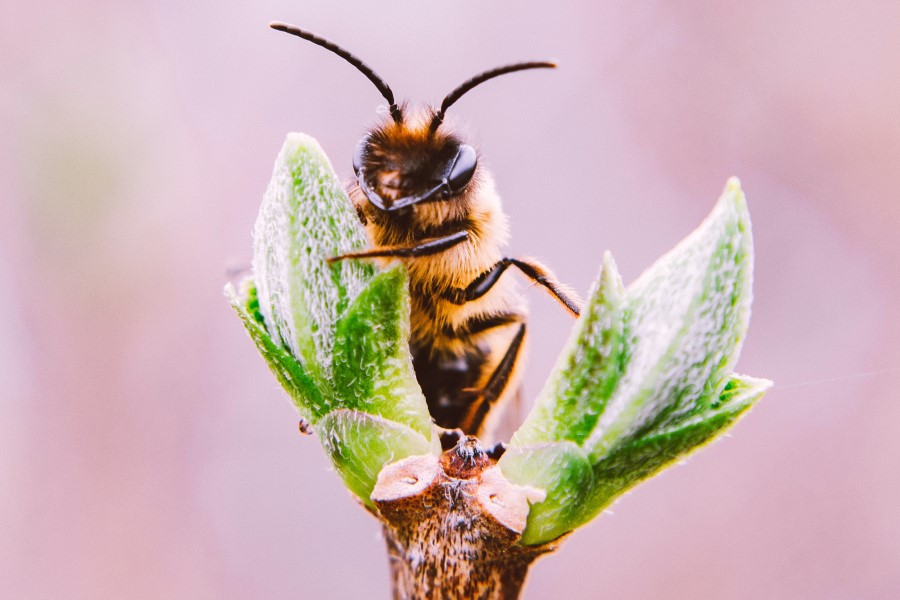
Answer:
[
  {"left": 501, "top": 178, "right": 771, "bottom": 545},
  {"left": 586, "top": 176, "right": 753, "bottom": 458}
]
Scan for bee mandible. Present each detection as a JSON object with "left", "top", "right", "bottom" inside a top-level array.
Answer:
[{"left": 270, "top": 22, "right": 582, "bottom": 438}]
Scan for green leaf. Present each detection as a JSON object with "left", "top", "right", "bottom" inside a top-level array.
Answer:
[
  {"left": 499, "top": 442, "right": 594, "bottom": 546},
  {"left": 585, "top": 178, "right": 754, "bottom": 460},
  {"left": 504, "top": 374, "right": 770, "bottom": 545},
  {"left": 318, "top": 409, "right": 439, "bottom": 507},
  {"left": 252, "top": 133, "right": 374, "bottom": 389},
  {"left": 572, "top": 373, "right": 771, "bottom": 529},
  {"left": 511, "top": 252, "right": 628, "bottom": 446},
  {"left": 331, "top": 265, "right": 433, "bottom": 439},
  {"left": 225, "top": 279, "right": 325, "bottom": 421},
  {"left": 505, "top": 179, "right": 768, "bottom": 546}
]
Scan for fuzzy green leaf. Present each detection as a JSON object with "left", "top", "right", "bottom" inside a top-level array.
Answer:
[
  {"left": 225, "top": 279, "right": 324, "bottom": 420},
  {"left": 503, "top": 179, "right": 769, "bottom": 546},
  {"left": 573, "top": 373, "right": 771, "bottom": 528},
  {"left": 585, "top": 178, "right": 753, "bottom": 460},
  {"left": 331, "top": 265, "right": 433, "bottom": 439},
  {"left": 230, "top": 133, "right": 439, "bottom": 506},
  {"left": 318, "top": 409, "right": 439, "bottom": 507},
  {"left": 503, "top": 374, "right": 770, "bottom": 545},
  {"left": 252, "top": 133, "right": 374, "bottom": 390},
  {"left": 512, "top": 252, "right": 628, "bottom": 446},
  {"left": 498, "top": 442, "right": 594, "bottom": 546}
]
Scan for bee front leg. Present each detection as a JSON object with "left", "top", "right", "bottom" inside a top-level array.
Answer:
[{"left": 327, "top": 230, "right": 469, "bottom": 262}]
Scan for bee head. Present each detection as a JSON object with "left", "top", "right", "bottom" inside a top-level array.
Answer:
[
  {"left": 352, "top": 116, "right": 478, "bottom": 212},
  {"left": 269, "top": 22, "right": 555, "bottom": 213}
]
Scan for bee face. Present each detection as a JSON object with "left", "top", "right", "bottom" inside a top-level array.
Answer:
[{"left": 353, "top": 116, "right": 478, "bottom": 212}]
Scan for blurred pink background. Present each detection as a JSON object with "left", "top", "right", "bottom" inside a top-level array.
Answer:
[{"left": 2, "top": 1, "right": 899, "bottom": 598}]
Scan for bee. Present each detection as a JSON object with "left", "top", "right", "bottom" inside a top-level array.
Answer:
[{"left": 271, "top": 22, "right": 582, "bottom": 438}]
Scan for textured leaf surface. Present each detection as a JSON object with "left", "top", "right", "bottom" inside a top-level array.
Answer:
[
  {"left": 503, "top": 179, "right": 770, "bottom": 546},
  {"left": 230, "top": 134, "right": 439, "bottom": 507},
  {"left": 319, "top": 410, "right": 438, "bottom": 507},
  {"left": 512, "top": 252, "right": 628, "bottom": 446},
  {"left": 331, "top": 265, "right": 433, "bottom": 439},
  {"left": 225, "top": 279, "right": 324, "bottom": 420},
  {"left": 498, "top": 442, "right": 593, "bottom": 545},
  {"left": 503, "top": 374, "right": 770, "bottom": 545},
  {"left": 574, "top": 373, "right": 770, "bottom": 531},
  {"left": 252, "top": 133, "right": 374, "bottom": 388},
  {"left": 585, "top": 178, "right": 753, "bottom": 459}
]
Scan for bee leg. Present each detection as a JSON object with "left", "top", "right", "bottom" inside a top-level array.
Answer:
[
  {"left": 327, "top": 230, "right": 468, "bottom": 262},
  {"left": 449, "top": 257, "right": 583, "bottom": 317},
  {"left": 461, "top": 323, "right": 527, "bottom": 434},
  {"left": 485, "top": 441, "right": 507, "bottom": 460},
  {"left": 462, "top": 312, "right": 523, "bottom": 336},
  {"left": 439, "top": 427, "right": 466, "bottom": 451}
]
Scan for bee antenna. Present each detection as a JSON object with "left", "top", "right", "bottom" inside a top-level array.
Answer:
[
  {"left": 430, "top": 61, "right": 557, "bottom": 133},
  {"left": 269, "top": 21, "right": 403, "bottom": 123}
]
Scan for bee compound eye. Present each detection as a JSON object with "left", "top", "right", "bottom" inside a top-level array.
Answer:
[
  {"left": 352, "top": 138, "right": 368, "bottom": 175},
  {"left": 447, "top": 144, "right": 477, "bottom": 192}
]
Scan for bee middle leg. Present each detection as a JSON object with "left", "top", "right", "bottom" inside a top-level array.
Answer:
[
  {"left": 461, "top": 322, "right": 527, "bottom": 434},
  {"left": 447, "top": 257, "right": 583, "bottom": 317}
]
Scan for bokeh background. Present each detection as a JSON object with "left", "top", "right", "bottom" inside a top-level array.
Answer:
[{"left": 3, "top": 1, "right": 899, "bottom": 598}]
